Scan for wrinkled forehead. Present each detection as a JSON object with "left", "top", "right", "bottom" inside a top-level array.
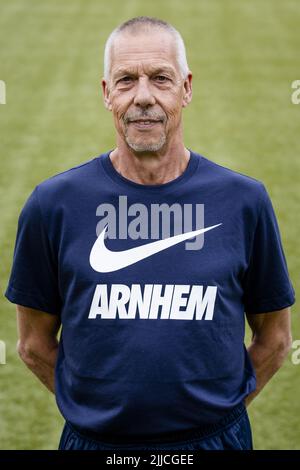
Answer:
[{"left": 110, "top": 29, "right": 179, "bottom": 78}]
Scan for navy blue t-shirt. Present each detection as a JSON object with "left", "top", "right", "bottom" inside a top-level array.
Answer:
[{"left": 5, "top": 150, "right": 295, "bottom": 439}]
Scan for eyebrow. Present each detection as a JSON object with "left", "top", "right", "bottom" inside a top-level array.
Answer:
[{"left": 113, "top": 66, "right": 176, "bottom": 79}]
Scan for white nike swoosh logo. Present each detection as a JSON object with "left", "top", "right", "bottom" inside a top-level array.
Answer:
[{"left": 90, "top": 223, "right": 222, "bottom": 273}]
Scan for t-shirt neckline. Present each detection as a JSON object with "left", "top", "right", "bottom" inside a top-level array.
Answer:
[{"left": 99, "top": 148, "right": 200, "bottom": 194}]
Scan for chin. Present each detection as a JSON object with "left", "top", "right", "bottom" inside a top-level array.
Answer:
[
  {"left": 126, "top": 136, "right": 166, "bottom": 153},
  {"left": 128, "top": 143, "right": 165, "bottom": 153}
]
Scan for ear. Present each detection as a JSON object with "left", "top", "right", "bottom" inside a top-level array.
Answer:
[
  {"left": 182, "top": 72, "right": 192, "bottom": 108},
  {"left": 101, "top": 78, "right": 112, "bottom": 111}
]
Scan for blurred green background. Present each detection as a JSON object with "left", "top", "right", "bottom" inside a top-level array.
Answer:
[{"left": 0, "top": 0, "right": 299, "bottom": 450}]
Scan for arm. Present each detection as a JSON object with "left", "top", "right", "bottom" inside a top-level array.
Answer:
[
  {"left": 245, "top": 307, "right": 292, "bottom": 407},
  {"left": 16, "top": 304, "right": 61, "bottom": 394}
]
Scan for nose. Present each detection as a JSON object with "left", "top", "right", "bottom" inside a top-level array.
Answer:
[{"left": 133, "top": 77, "right": 156, "bottom": 107}]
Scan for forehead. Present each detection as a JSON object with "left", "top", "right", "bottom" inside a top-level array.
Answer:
[{"left": 110, "top": 29, "right": 179, "bottom": 76}]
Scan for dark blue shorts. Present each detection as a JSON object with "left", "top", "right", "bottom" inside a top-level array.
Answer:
[{"left": 58, "top": 402, "right": 253, "bottom": 450}]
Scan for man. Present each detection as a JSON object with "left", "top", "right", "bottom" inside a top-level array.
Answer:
[{"left": 5, "top": 16, "right": 295, "bottom": 450}]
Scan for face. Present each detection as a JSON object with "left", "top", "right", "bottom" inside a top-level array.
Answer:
[{"left": 102, "top": 29, "right": 192, "bottom": 153}]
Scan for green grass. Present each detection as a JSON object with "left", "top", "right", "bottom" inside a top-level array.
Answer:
[{"left": 0, "top": 0, "right": 299, "bottom": 450}]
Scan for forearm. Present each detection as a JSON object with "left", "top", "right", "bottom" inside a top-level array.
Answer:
[
  {"left": 245, "top": 338, "right": 291, "bottom": 406},
  {"left": 17, "top": 340, "right": 58, "bottom": 393}
]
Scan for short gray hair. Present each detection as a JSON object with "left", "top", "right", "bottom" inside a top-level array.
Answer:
[{"left": 103, "top": 16, "right": 189, "bottom": 83}]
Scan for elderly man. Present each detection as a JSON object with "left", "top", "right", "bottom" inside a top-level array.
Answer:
[{"left": 5, "top": 16, "right": 295, "bottom": 450}]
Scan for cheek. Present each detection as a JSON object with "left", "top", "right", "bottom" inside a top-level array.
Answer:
[
  {"left": 110, "top": 93, "right": 131, "bottom": 121},
  {"left": 160, "top": 90, "right": 184, "bottom": 120},
  {"left": 111, "top": 105, "right": 127, "bottom": 128},
  {"left": 163, "top": 102, "right": 183, "bottom": 123}
]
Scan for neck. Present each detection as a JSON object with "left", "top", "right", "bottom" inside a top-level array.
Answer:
[{"left": 109, "top": 140, "right": 190, "bottom": 186}]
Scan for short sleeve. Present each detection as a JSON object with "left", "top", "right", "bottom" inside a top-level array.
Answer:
[
  {"left": 4, "top": 186, "right": 62, "bottom": 315},
  {"left": 243, "top": 185, "right": 296, "bottom": 313}
]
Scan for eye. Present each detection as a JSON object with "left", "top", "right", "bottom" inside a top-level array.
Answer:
[
  {"left": 154, "top": 75, "right": 169, "bottom": 82},
  {"left": 118, "top": 76, "right": 133, "bottom": 83}
]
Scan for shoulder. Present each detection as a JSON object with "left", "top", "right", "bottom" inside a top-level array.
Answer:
[
  {"left": 200, "top": 154, "right": 265, "bottom": 190},
  {"left": 198, "top": 153, "right": 268, "bottom": 204},
  {"left": 36, "top": 155, "right": 99, "bottom": 194},
  {"left": 31, "top": 155, "right": 105, "bottom": 213},
  {"left": 19, "top": 155, "right": 102, "bottom": 220}
]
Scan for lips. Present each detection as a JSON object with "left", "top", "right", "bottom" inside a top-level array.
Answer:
[
  {"left": 128, "top": 119, "right": 163, "bottom": 128},
  {"left": 129, "top": 119, "right": 162, "bottom": 124}
]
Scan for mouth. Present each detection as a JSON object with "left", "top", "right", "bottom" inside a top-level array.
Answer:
[{"left": 128, "top": 119, "right": 163, "bottom": 129}]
